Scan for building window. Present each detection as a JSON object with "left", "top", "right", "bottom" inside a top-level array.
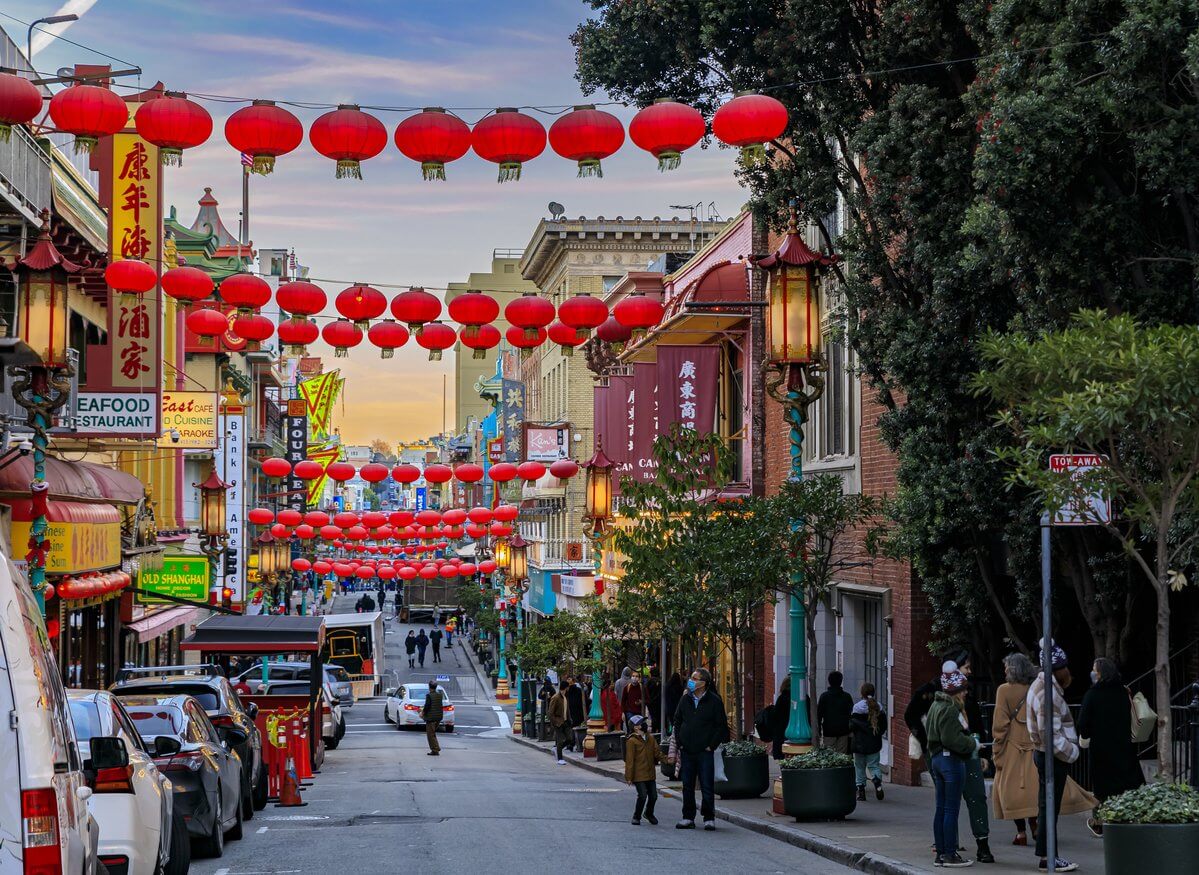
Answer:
[
  {"left": 806, "top": 332, "right": 855, "bottom": 463},
  {"left": 602, "top": 276, "right": 621, "bottom": 293}
]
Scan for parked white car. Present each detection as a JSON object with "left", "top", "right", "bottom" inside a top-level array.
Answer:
[
  {"left": 383, "top": 683, "right": 455, "bottom": 730},
  {"left": 68, "top": 689, "right": 191, "bottom": 875},
  {"left": 0, "top": 550, "right": 101, "bottom": 873}
]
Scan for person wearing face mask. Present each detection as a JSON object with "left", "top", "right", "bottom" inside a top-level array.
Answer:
[
  {"left": 1026, "top": 642, "right": 1081, "bottom": 873},
  {"left": 925, "top": 667, "right": 980, "bottom": 868},
  {"left": 1076, "top": 657, "right": 1144, "bottom": 836},
  {"left": 672, "top": 668, "right": 729, "bottom": 831}
]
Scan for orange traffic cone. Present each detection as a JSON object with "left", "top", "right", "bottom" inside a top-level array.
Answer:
[{"left": 276, "top": 755, "right": 306, "bottom": 807}]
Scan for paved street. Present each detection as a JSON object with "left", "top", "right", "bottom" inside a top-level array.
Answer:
[{"left": 193, "top": 597, "right": 854, "bottom": 874}]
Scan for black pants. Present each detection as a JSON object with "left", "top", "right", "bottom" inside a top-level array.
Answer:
[
  {"left": 1034, "top": 751, "right": 1068, "bottom": 858},
  {"left": 554, "top": 725, "right": 569, "bottom": 760},
  {"left": 432, "top": 645, "right": 441, "bottom": 662},
  {"left": 633, "top": 780, "right": 657, "bottom": 819},
  {"left": 679, "top": 750, "right": 715, "bottom": 822}
]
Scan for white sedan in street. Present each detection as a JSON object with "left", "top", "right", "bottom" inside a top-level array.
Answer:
[{"left": 383, "top": 683, "right": 455, "bottom": 731}]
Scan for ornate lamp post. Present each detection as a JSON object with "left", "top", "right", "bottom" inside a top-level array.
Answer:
[
  {"left": 753, "top": 204, "right": 835, "bottom": 757},
  {"left": 495, "top": 533, "right": 525, "bottom": 702},
  {"left": 581, "top": 444, "right": 614, "bottom": 756},
  {"left": 197, "top": 468, "right": 231, "bottom": 608}
]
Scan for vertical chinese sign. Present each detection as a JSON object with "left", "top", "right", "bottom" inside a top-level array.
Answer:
[
  {"left": 500, "top": 378, "right": 525, "bottom": 462},
  {"left": 631, "top": 363, "right": 659, "bottom": 482},
  {"left": 285, "top": 399, "right": 308, "bottom": 513},
  {"left": 215, "top": 396, "right": 246, "bottom": 603},
  {"left": 656, "top": 346, "right": 719, "bottom": 434}
]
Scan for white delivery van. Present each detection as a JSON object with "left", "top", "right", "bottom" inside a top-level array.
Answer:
[{"left": 0, "top": 546, "right": 100, "bottom": 874}]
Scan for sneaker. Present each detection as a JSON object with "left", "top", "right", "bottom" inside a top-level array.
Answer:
[
  {"left": 1086, "top": 817, "right": 1103, "bottom": 838},
  {"left": 975, "top": 839, "right": 994, "bottom": 863},
  {"left": 939, "top": 853, "right": 974, "bottom": 868},
  {"left": 703, "top": 820, "right": 716, "bottom": 831},
  {"left": 676, "top": 819, "right": 695, "bottom": 830},
  {"left": 873, "top": 777, "right": 885, "bottom": 800},
  {"left": 1038, "top": 859, "right": 1078, "bottom": 872},
  {"left": 631, "top": 818, "right": 641, "bottom": 825},
  {"left": 645, "top": 814, "right": 658, "bottom": 825},
  {"left": 556, "top": 759, "right": 566, "bottom": 765},
  {"left": 857, "top": 785, "right": 867, "bottom": 801}
]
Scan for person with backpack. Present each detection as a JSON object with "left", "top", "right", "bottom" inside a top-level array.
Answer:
[
  {"left": 421, "top": 680, "right": 445, "bottom": 756},
  {"left": 850, "top": 682, "right": 887, "bottom": 801}
]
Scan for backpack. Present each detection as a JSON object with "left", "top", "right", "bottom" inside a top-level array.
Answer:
[{"left": 755, "top": 705, "right": 775, "bottom": 742}]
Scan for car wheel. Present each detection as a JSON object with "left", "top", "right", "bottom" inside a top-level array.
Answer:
[
  {"left": 196, "top": 790, "right": 224, "bottom": 858},
  {"left": 383, "top": 706, "right": 392, "bottom": 724},
  {"left": 226, "top": 784, "right": 244, "bottom": 841},
  {"left": 252, "top": 766, "right": 269, "bottom": 810},
  {"left": 443, "top": 724, "right": 454, "bottom": 733},
  {"left": 241, "top": 772, "right": 254, "bottom": 821},
  {"left": 164, "top": 809, "right": 191, "bottom": 875},
  {"left": 325, "top": 733, "right": 340, "bottom": 750}
]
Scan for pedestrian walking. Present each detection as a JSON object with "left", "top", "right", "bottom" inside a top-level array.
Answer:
[
  {"left": 1076, "top": 657, "right": 1143, "bottom": 836},
  {"left": 601, "top": 675, "right": 622, "bottom": 731},
  {"left": 769, "top": 676, "right": 791, "bottom": 759},
  {"left": 566, "top": 675, "right": 587, "bottom": 751},
  {"left": 361, "top": 592, "right": 375, "bottom": 612},
  {"left": 433, "top": 603, "right": 442, "bottom": 625},
  {"left": 946, "top": 652, "right": 994, "bottom": 863},
  {"left": 620, "top": 672, "right": 644, "bottom": 731},
  {"left": 549, "top": 681, "right": 570, "bottom": 764},
  {"left": 421, "top": 680, "right": 445, "bottom": 755},
  {"left": 672, "top": 668, "right": 729, "bottom": 831},
  {"left": 850, "top": 682, "right": 886, "bottom": 801},
  {"left": 645, "top": 666, "right": 662, "bottom": 733},
  {"left": 445, "top": 625, "right": 453, "bottom": 647},
  {"left": 405, "top": 630, "right": 417, "bottom": 668},
  {"left": 925, "top": 666, "right": 980, "bottom": 868},
  {"left": 624, "top": 715, "right": 668, "bottom": 825},
  {"left": 615, "top": 666, "right": 633, "bottom": 706},
  {"left": 992, "top": 653, "right": 1097, "bottom": 847},
  {"left": 664, "top": 671, "right": 684, "bottom": 736},
  {"left": 429, "top": 626, "right": 443, "bottom": 663},
  {"left": 415, "top": 629, "right": 429, "bottom": 668},
  {"left": 1027, "top": 642, "right": 1081, "bottom": 873},
  {"left": 816, "top": 670, "right": 854, "bottom": 753}
]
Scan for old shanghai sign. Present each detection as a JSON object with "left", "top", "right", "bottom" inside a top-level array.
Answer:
[
  {"left": 138, "top": 555, "right": 210, "bottom": 604},
  {"left": 157, "top": 391, "right": 218, "bottom": 448},
  {"left": 1049, "top": 453, "right": 1112, "bottom": 526}
]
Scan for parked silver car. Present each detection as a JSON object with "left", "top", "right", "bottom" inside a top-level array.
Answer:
[{"left": 233, "top": 661, "right": 355, "bottom": 708}]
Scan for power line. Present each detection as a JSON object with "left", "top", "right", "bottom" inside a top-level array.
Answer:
[{"left": 0, "top": 11, "right": 140, "bottom": 70}]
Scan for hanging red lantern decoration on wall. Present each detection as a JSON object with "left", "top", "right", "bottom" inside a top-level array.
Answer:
[
  {"left": 712, "top": 92, "right": 788, "bottom": 164},
  {"left": 161, "top": 266, "right": 212, "bottom": 309},
  {"left": 270, "top": 523, "right": 292, "bottom": 539},
  {"left": 261, "top": 457, "right": 291, "bottom": 478},
  {"left": 517, "top": 461, "right": 546, "bottom": 481},
  {"left": 334, "top": 512, "right": 358, "bottom": 528},
  {"left": 548, "top": 320, "right": 586, "bottom": 356},
  {"left": 470, "top": 107, "right": 546, "bottom": 183},
  {"left": 505, "top": 292, "right": 555, "bottom": 340},
  {"left": 336, "top": 283, "right": 387, "bottom": 330},
  {"left": 277, "top": 280, "right": 326, "bottom": 319},
  {"left": 367, "top": 319, "right": 409, "bottom": 358},
  {"left": 309, "top": 104, "right": 387, "bottom": 179},
  {"left": 186, "top": 308, "right": 229, "bottom": 345},
  {"left": 447, "top": 290, "right": 498, "bottom": 340},
  {"left": 48, "top": 84, "right": 128, "bottom": 153},
  {"left": 466, "top": 523, "right": 488, "bottom": 539},
  {"left": 219, "top": 273, "right": 272, "bottom": 314},
  {"left": 277, "top": 318, "right": 318, "bottom": 356},
  {"left": 305, "top": 511, "right": 330, "bottom": 526},
  {"left": 322, "top": 318, "right": 363, "bottom": 357},
  {"left": 415, "top": 321, "right": 456, "bottom": 361},
  {"left": 105, "top": 259, "right": 157, "bottom": 297},
  {"left": 424, "top": 464, "right": 453, "bottom": 484},
  {"left": 392, "top": 465, "right": 421, "bottom": 484},
  {"left": 454, "top": 464, "right": 484, "bottom": 483},
  {"left": 360, "top": 463, "right": 389, "bottom": 483},
  {"left": 390, "top": 287, "right": 441, "bottom": 334},
  {"left": 394, "top": 107, "right": 471, "bottom": 181},
  {"left": 548, "top": 105, "right": 625, "bottom": 178},
  {"left": 134, "top": 92, "right": 213, "bottom": 166},
  {"left": 442, "top": 509, "right": 468, "bottom": 525},
  {"left": 549, "top": 459, "right": 579, "bottom": 479},
  {"left": 558, "top": 293, "right": 608, "bottom": 341},
  {"left": 232, "top": 314, "right": 274, "bottom": 348},
  {"left": 628, "top": 98, "right": 705, "bottom": 171},
  {"left": 362, "top": 510, "right": 388, "bottom": 528},
  {"left": 459, "top": 323, "right": 500, "bottom": 359},
  {"left": 488, "top": 463, "right": 517, "bottom": 483},
  {"left": 489, "top": 523, "right": 513, "bottom": 537},
  {"left": 313, "top": 560, "right": 333, "bottom": 574},
  {"left": 293, "top": 525, "right": 316, "bottom": 540},
  {"left": 596, "top": 315, "right": 632, "bottom": 346},
  {"left": 415, "top": 510, "right": 442, "bottom": 528},
  {"left": 479, "top": 559, "right": 498, "bottom": 574},
  {"left": 248, "top": 508, "right": 274, "bottom": 525},
  {"left": 224, "top": 99, "right": 303, "bottom": 175},
  {"left": 326, "top": 461, "right": 355, "bottom": 482},
  {"left": 506, "top": 325, "right": 546, "bottom": 353},
  {"left": 0, "top": 72, "right": 43, "bottom": 143}
]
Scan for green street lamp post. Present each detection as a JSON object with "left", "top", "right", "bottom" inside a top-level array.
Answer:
[{"left": 582, "top": 444, "right": 614, "bottom": 757}]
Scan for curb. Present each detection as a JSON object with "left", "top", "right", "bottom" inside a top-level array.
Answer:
[{"left": 508, "top": 735, "right": 924, "bottom": 875}]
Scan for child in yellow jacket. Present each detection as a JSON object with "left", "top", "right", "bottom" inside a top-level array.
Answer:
[{"left": 624, "top": 715, "right": 668, "bottom": 825}]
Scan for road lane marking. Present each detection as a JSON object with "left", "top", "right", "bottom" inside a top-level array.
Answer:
[{"left": 256, "top": 826, "right": 268, "bottom": 833}]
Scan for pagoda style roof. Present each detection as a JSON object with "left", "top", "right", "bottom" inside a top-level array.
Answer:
[
  {"left": 17, "top": 216, "right": 81, "bottom": 273},
  {"left": 190, "top": 187, "right": 240, "bottom": 248},
  {"left": 755, "top": 208, "right": 838, "bottom": 269}
]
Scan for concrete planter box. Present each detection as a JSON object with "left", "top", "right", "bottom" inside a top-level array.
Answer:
[
  {"left": 716, "top": 751, "right": 771, "bottom": 799},
  {"left": 595, "top": 732, "right": 625, "bottom": 761},
  {"left": 1103, "top": 822, "right": 1199, "bottom": 875},
  {"left": 780, "top": 765, "right": 857, "bottom": 821}
]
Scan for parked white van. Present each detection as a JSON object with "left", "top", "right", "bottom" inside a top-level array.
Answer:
[{"left": 0, "top": 547, "right": 101, "bottom": 873}]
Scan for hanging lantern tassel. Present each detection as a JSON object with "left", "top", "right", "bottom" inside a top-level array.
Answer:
[
  {"left": 336, "top": 159, "right": 363, "bottom": 180},
  {"left": 380, "top": 347, "right": 395, "bottom": 359},
  {"left": 577, "top": 158, "right": 603, "bottom": 179},
  {"left": 0, "top": 124, "right": 12, "bottom": 143},
  {"left": 334, "top": 346, "right": 348, "bottom": 358},
  {"left": 427, "top": 349, "right": 443, "bottom": 361},
  {"left": 251, "top": 154, "right": 276, "bottom": 175},
  {"left": 160, "top": 147, "right": 184, "bottom": 167},
  {"left": 421, "top": 161, "right": 447, "bottom": 181},
  {"left": 497, "top": 161, "right": 522, "bottom": 183},
  {"left": 472, "top": 348, "right": 487, "bottom": 360},
  {"left": 657, "top": 150, "right": 682, "bottom": 172},
  {"left": 73, "top": 135, "right": 99, "bottom": 155}
]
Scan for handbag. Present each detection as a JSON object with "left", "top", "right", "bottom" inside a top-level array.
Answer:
[
  {"left": 1129, "top": 691, "right": 1157, "bottom": 744},
  {"left": 661, "top": 732, "right": 678, "bottom": 780},
  {"left": 713, "top": 745, "right": 727, "bottom": 783},
  {"left": 907, "top": 733, "right": 923, "bottom": 760}
]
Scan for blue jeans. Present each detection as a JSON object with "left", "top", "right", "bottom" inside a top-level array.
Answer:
[
  {"left": 930, "top": 753, "right": 966, "bottom": 857},
  {"left": 679, "top": 750, "right": 715, "bottom": 822},
  {"left": 854, "top": 751, "right": 882, "bottom": 786}
]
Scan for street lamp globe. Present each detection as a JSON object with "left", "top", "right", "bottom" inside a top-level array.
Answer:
[
  {"left": 508, "top": 532, "right": 528, "bottom": 582},
  {"left": 493, "top": 538, "right": 511, "bottom": 571},
  {"left": 196, "top": 468, "right": 231, "bottom": 538},
  {"left": 756, "top": 205, "right": 837, "bottom": 365},
  {"left": 582, "top": 445, "right": 615, "bottom": 526}
]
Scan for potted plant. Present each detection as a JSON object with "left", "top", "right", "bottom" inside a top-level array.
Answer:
[
  {"left": 1100, "top": 782, "right": 1199, "bottom": 874},
  {"left": 779, "top": 747, "right": 856, "bottom": 821},
  {"left": 715, "top": 739, "right": 771, "bottom": 799}
]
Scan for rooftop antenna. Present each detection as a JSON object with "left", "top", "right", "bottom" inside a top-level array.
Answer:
[{"left": 548, "top": 201, "right": 566, "bottom": 220}]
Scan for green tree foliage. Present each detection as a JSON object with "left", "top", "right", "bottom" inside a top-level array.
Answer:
[
  {"left": 974, "top": 310, "right": 1199, "bottom": 778},
  {"left": 456, "top": 582, "right": 499, "bottom": 636},
  {"left": 512, "top": 608, "right": 601, "bottom": 679},
  {"left": 573, "top": 0, "right": 1199, "bottom": 660}
]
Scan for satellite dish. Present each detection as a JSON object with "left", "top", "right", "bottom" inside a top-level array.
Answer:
[{"left": 548, "top": 201, "right": 565, "bottom": 220}]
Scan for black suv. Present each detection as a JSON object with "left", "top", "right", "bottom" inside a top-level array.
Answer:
[{"left": 111, "top": 665, "right": 266, "bottom": 816}]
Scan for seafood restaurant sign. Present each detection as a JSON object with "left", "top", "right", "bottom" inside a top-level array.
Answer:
[{"left": 74, "top": 392, "right": 157, "bottom": 435}]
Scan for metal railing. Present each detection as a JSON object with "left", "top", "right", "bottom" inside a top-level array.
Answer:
[{"left": 0, "top": 124, "right": 52, "bottom": 220}]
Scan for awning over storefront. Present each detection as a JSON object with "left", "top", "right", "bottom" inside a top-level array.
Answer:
[
  {"left": 127, "top": 605, "right": 205, "bottom": 643},
  {"left": 77, "top": 462, "right": 146, "bottom": 505},
  {"left": 182, "top": 614, "right": 325, "bottom": 653},
  {"left": 0, "top": 455, "right": 104, "bottom": 501}
]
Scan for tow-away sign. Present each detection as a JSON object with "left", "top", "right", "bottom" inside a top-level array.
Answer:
[{"left": 1049, "top": 453, "right": 1111, "bottom": 525}]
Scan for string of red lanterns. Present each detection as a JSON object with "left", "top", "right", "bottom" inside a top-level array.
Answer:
[{"left": 256, "top": 457, "right": 580, "bottom": 484}]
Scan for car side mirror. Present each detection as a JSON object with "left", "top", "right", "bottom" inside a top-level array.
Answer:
[
  {"left": 89, "top": 736, "right": 129, "bottom": 771},
  {"left": 246, "top": 702, "right": 259, "bottom": 719},
  {"left": 220, "top": 726, "right": 249, "bottom": 746},
  {"left": 153, "top": 735, "right": 182, "bottom": 757}
]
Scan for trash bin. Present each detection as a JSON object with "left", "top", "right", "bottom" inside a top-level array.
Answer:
[{"left": 596, "top": 731, "right": 625, "bottom": 762}]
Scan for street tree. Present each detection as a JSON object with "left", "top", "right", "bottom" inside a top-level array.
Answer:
[
  {"left": 512, "top": 607, "right": 601, "bottom": 679},
  {"left": 974, "top": 310, "right": 1199, "bottom": 779}
]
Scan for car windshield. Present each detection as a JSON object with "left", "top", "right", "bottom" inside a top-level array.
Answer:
[
  {"left": 68, "top": 699, "right": 103, "bottom": 743},
  {"left": 404, "top": 685, "right": 428, "bottom": 700},
  {"left": 326, "top": 666, "right": 350, "bottom": 682},
  {"left": 125, "top": 684, "right": 220, "bottom": 711},
  {"left": 125, "top": 708, "right": 182, "bottom": 737},
  {"left": 267, "top": 682, "right": 309, "bottom": 695}
]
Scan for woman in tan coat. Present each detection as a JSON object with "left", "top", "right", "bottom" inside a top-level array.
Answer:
[{"left": 992, "top": 653, "right": 1097, "bottom": 846}]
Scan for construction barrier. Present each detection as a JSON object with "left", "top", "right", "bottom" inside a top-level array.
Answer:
[{"left": 249, "top": 699, "right": 317, "bottom": 800}]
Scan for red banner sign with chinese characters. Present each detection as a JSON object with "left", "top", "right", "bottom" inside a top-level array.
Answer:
[
  {"left": 656, "top": 346, "right": 719, "bottom": 435},
  {"left": 631, "top": 363, "right": 658, "bottom": 483}
]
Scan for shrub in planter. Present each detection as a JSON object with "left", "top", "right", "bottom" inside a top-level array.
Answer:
[
  {"left": 715, "top": 740, "right": 770, "bottom": 799},
  {"left": 779, "top": 748, "right": 856, "bottom": 821},
  {"left": 1099, "top": 783, "right": 1199, "bottom": 875}
]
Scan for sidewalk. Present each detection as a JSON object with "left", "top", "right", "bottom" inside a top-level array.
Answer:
[
  {"left": 509, "top": 734, "right": 1104, "bottom": 874},
  {"left": 451, "top": 632, "right": 496, "bottom": 704}
]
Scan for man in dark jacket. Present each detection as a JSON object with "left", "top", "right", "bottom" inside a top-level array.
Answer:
[
  {"left": 816, "top": 671, "right": 854, "bottom": 753},
  {"left": 672, "top": 668, "right": 729, "bottom": 831},
  {"left": 421, "top": 680, "right": 445, "bottom": 756},
  {"left": 565, "top": 676, "right": 587, "bottom": 751},
  {"left": 415, "top": 629, "right": 429, "bottom": 667},
  {"left": 429, "top": 626, "right": 443, "bottom": 663}
]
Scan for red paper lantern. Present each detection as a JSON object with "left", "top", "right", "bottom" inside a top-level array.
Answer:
[
  {"left": 471, "top": 107, "right": 546, "bottom": 183},
  {"left": 360, "top": 463, "right": 389, "bottom": 483},
  {"left": 346, "top": 525, "right": 369, "bottom": 541},
  {"left": 489, "top": 522, "right": 513, "bottom": 537},
  {"left": 516, "top": 461, "right": 546, "bottom": 481},
  {"left": 493, "top": 504, "right": 519, "bottom": 522},
  {"left": 558, "top": 293, "right": 608, "bottom": 340},
  {"left": 270, "top": 523, "right": 291, "bottom": 538},
  {"left": 334, "top": 512, "right": 358, "bottom": 528},
  {"left": 326, "top": 462, "right": 355, "bottom": 482},
  {"left": 392, "top": 465, "right": 420, "bottom": 484},
  {"left": 454, "top": 464, "right": 484, "bottom": 483},
  {"left": 415, "top": 510, "right": 442, "bottom": 527},
  {"left": 549, "top": 105, "right": 625, "bottom": 177},
  {"left": 415, "top": 321, "right": 456, "bottom": 361},
  {"left": 336, "top": 283, "right": 387, "bottom": 330},
  {"left": 377, "top": 565, "right": 398, "bottom": 580},
  {"left": 362, "top": 510, "right": 388, "bottom": 528},
  {"left": 442, "top": 509, "right": 468, "bottom": 525},
  {"left": 294, "top": 525, "right": 315, "bottom": 540},
  {"left": 488, "top": 463, "right": 517, "bottom": 482},
  {"left": 261, "top": 457, "right": 291, "bottom": 478},
  {"left": 394, "top": 107, "right": 470, "bottom": 180},
  {"left": 712, "top": 92, "right": 788, "bottom": 164},
  {"left": 596, "top": 315, "right": 632, "bottom": 346},
  {"left": 321, "top": 319, "right": 362, "bottom": 358},
  {"left": 105, "top": 259, "right": 157, "bottom": 296},
  {"left": 439, "top": 565, "right": 460, "bottom": 579},
  {"left": 313, "top": 560, "right": 333, "bottom": 574},
  {"left": 355, "top": 565, "right": 375, "bottom": 579},
  {"left": 390, "top": 511, "right": 414, "bottom": 527},
  {"left": 466, "top": 524, "right": 488, "bottom": 539},
  {"left": 467, "top": 507, "right": 493, "bottom": 524},
  {"left": 0, "top": 72, "right": 43, "bottom": 141},
  {"left": 367, "top": 319, "right": 409, "bottom": 359},
  {"left": 459, "top": 563, "right": 477, "bottom": 576},
  {"left": 219, "top": 273, "right": 272, "bottom": 314},
  {"left": 399, "top": 566, "right": 419, "bottom": 580},
  {"left": 459, "top": 323, "right": 500, "bottom": 359},
  {"left": 277, "top": 318, "right": 318, "bottom": 356},
  {"left": 248, "top": 508, "right": 274, "bottom": 525},
  {"left": 505, "top": 293, "right": 555, "bottom": 339},
  {"left": 479, "top": 559, "right": 498, "bottom": 574},
  {"left": 186, "top": 307, "right": 229, "bottom": 343},
  {"left": 161, "top": 266, "right": 213, "bottom": 308},
  {"left": 277, "top": 280, "right": 327, "bottom": 318},
  {"left": 390, "top": 287, "right": 441, "bottom": 332},
  {"left": 48, "top": 84, "right": 128, "bottom": 153},
  {"left": 293, "top": 460, "right": 323, "bottom": 480},
  {"left": 309, "top": 104, "right": 387, "bottom": 179},
  {"left": 506, "top": 325, "right": 545, "bottom": 352},
  {"left": 224, "top": 99, "right": 303, "bottom": 175},
  {"left": 628, "top": 98, "right": 705, "bottom": 171},
  {"left": 424, "top": 464, "right": 453, "bottom": 484},
  {"left": 304, "top": 511, "right": 330, "bottom": 526},
  {"left": 549, "top": 459, "right": 579, "bottom": 479},
  {"left": 548, "top": 320, "right": 586, "bottom": 355},
  {"left": 277, "top": 509, "right": 303, "bottom": 526},
  {"left": 448, "top": 290, "right": 499, "bottom": 340},
  {"left": 613, "top": 292, "right": 665, "bottom": 340},
  {"left": 232, "top": 314, "right": 274, "bottom": 346},
  {"left": 134, "top": 92, "right": 213, "bottom": 165},
  {"left": 419, "top": 565, "right": 439, "bottom": 580}
]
